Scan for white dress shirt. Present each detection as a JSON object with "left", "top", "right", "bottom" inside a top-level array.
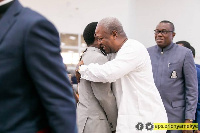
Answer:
[
  {"left": 80, "top": 39, "right": 168, "bottom": 133},
  {"left": 0, "top": 0, "right": 13, "bottom": 6}
]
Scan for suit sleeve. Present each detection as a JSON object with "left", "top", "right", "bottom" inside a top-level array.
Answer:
[
  {"left": 90, "top": 55, "right": 118, "bottom": 131},
  {"left": 197, "top": 95, "right": 200, "bottom": 130},
  {"left": 79, "top": 42, "right": 147, "bottom": 83},
  {"left": 183, "top": 50, "right": 198, "bottom": 120},
  {"left": 24, "top": 19, "right": 77, "bottom": 133},
  {"left": 195, "top": 68, "right": 200, "bottom": 130}
]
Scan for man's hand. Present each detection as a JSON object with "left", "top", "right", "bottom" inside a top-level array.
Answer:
[
  {"left": 73, "top": 90, "right": 79, "bottom": 103},
  {"left": 75, "top": 60, "right": 84, "bottom": 83},
  {"left": 194, "top": 130, "right": 200, "bottom": 133},
  {"left": 182, "top": 119, "right": 193, "bottom": 133}
]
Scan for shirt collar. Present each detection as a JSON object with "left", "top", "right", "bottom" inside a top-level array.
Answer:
[
  {"left": 0, "top": 0, "right": 14, "bottom": 15},
  {"left": 0, "top": 0, "right": 13, "bottom": 6},
  {"left": 156, "top": 42, "right": 175, "bottom": 53}
]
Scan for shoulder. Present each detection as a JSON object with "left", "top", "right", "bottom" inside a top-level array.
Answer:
[
  {"left": 92, "top": 50, "right": 107, "bottom": 60},
  {"left": 174, "top": 44, "right": 193, "bottom": 60},
  {"left": 118, "top": 39, "right": 151, "bottom": 61},
  {"left": 21, "top": 8, "right": 47, "bottom": 21},
  {"left": 147, "top": 45, "right": 157, "bottom": 52},
  {"left": 126, "top": 39, "right": 144, "bottom": 47},
  {"left": 19, "top": 8, "right": 58, "bottom": 38},
  {"left": 93, "top": 51, "right": 108, "bottom": 65},
  {"left": 122, "top": 39, "right": 146, "bottom": 53},
  {"left": 83, "top": 48, "right": 108, "bottom": 65},
  {"left": 19, "top": 8, "right": 55, "bottom": 30},
  {"left": 174, "top": 44, "right": 189, "bottom": 52}
]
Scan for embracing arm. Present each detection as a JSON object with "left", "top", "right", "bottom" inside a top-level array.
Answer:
[{"left": 79, "top": 42, "right": 147, "bottom": 83}]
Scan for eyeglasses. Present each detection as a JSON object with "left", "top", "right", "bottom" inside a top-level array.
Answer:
[{"left": 154, "top": 30, "right": 173, "bottom": 35}]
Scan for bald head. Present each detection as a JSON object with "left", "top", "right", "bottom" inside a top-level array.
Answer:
[
  {"left": 97, "top": 17, "right": 126, "bottom": 36},
  {"left": 95, "top": 17, "right": 127, "bottom": 54}
]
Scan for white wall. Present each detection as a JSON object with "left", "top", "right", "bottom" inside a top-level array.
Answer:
[
  {"left": 132, "top": 0, "right": 200, "bottom": 63},
  {"left": 19, "top": 0, "right": 133, "bottom": 35},
  {"left": 19, "top": 0, "right": 200, "bottom": 64}
]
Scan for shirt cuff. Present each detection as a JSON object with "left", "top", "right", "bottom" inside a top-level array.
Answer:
[{"left": 79, "top": 65, "right": 87, "bottom": 74}]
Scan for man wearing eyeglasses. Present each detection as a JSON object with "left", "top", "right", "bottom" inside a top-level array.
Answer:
[{"left": 148, "top": 20, "right": 198, "bottom": 133}]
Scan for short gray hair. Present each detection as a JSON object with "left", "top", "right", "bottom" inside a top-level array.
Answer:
[{"left": 98, "top": 17, "right": 124, "bottom": 34}]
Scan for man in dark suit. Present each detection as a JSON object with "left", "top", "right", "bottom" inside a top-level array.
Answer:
[
  {"left": 0, "top": 0, "right": 77, "bottom": 133},
  {"left": 176, "top": 41, "right": 200, "bottom": 133}
]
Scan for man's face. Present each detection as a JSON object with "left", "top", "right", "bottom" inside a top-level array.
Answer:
[
  {"left": 95, "top": 25, "right": 115, "bottom": 54},
  {"left": 155, "top": 23, "right": 175, "bottom": 48}
]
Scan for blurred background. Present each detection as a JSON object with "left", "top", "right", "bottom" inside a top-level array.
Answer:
[{"left": 19, "top": 0, "right": 200, "bottom": 71}]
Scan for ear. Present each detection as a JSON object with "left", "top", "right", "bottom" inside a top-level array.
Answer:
[
  {"left": 111, "top": 30, "right": 118, "bottom": 39},
  {"left": 172, "top": 32, "right": 176, "bottom": 38}
]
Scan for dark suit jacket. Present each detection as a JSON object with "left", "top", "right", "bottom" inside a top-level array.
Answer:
[
  {"left": 194, "top": 65, "right": 200, "bottom": 130},
  {"left": 0, "top": 0, "right": 77, "bottom": 133},
  {"left": 196, "top": 64, "right": 200, "bottom": 69}
]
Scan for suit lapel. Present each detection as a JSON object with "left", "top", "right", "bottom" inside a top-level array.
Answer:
[{"left": 0, "top": 0, "right": 23, "bottom": 44}]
